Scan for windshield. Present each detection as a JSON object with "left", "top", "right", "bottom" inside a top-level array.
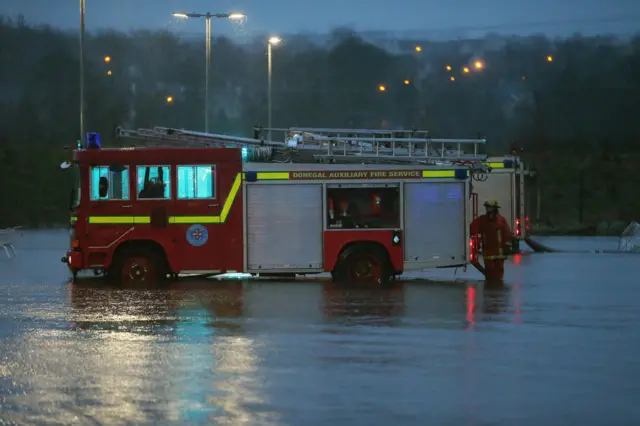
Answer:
[{"left": 71, "top": 164, "right": 81, "bottom": 209}]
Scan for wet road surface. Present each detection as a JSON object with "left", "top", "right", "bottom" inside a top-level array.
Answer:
[{"left": 1, "top": 230, "right": 640, "bottom": 425}]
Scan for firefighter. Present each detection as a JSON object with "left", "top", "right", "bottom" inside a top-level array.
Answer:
[{"left": 470, "top": 199, "right": 513, "bottom": 282}]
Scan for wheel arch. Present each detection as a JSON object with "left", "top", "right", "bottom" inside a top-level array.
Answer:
[
  {"left": 331, "top": 240, "right": 394, "bottom": 272},
  {"left": 110, "top": 239, "right": 172, "bottom": 272}
]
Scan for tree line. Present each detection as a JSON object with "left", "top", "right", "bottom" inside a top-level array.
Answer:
[{"left": 1, "top": 16, "right": 639, "bottom": 231}]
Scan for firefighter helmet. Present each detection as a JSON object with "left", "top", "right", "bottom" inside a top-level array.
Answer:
[{"left": 483, "top": 199, "right": 500, "bottom": 208}]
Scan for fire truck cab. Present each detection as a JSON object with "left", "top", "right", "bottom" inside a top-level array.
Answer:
[{"left": 62, "top": 139, "right": 475, "bottom": 284}]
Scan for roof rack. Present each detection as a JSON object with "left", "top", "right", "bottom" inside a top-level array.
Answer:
[{"left": 115, "top": 126, "right": 489, "bottom": 165}]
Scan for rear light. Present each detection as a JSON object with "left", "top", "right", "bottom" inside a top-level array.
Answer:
[
  {"left": 469, "top": 237, "right": 477, "bottom": 262},
  {"left": 515, "top": 219, "right": 521, "bottom": 236},
  {"left": 71, "top": 240, "right": 80, "bottom": 249}
]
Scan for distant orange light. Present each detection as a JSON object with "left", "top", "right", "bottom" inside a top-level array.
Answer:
[
  {"left": 106, "top": 70, "right": 112, "bottom": 76},
  {"left": 450, "top": 76, "right": 455, "bottom": 81},
  {"left": 378, "top": 85, "right": 386, "bottom": 92},
  {"left": 166, "top": 96, "right": 174, "bottom": 103},
  {"left": 547, "top": 55, "right": 553, "bottom": 62},
  {"left": 415, "top": 46, "right": 422, "bottom": 52},
  {"left": 474, "top": 60, "right": 484, "bottom": 69},
  {"left": 446, "top": 65, "right": 452, "bottom": 71},
  {"left": 463, "top": 67, "right": 470, "bottom": 73},
  {"left": 104, "top": 56, "right": 111, "bottom": 63},
  {"left": 403, "top": 79, "right": 410, "bottom": 85}
]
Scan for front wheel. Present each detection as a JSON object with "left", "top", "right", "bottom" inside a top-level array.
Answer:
[
  {"left": 109, "top": 247, "right": 167, "bottom": 285},
  {"left": 333, "top": 244, "right": 393, "bottom": 286}
]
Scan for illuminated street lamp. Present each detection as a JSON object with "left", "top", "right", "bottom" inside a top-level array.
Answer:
[
  {"left": 462, "top": 66, "right": 470, "bottom": 74},
  {"left": 107, "top": 70, "right": 112, "bottom": 76},
  {"left": 172, "top": 11, "right": 246, "bottom": 132},
  {"left": 79, "top": 0, "right": 86, "bottom": 142},
  {"left": 546, "top": 55, "right": 553, "bottom": 62},
  {"left": 267, "top": 36, "right": 281, "bottom": 142},
  {"left": 404, "top": 79, "right": 410, "bottom": 85},
  {"left": 415, "top": 46, "right": 422, "bottom": 52},
  {"left": 104, "top": 56, "right": 111, "bottom": 63},
  {"left": 450, "top": 76, "right": 456, "bottom": 82},
  {"left": 446, "top": 65, "right": 452, "bottom": 71},
  {"left": 474, "top": 60, "right": 484, "bottom": 70},
  {"left": 378, "top": 84, "right": 387, "bottom": 92},
  {"left": 166, "top": 96, "right": 174, "bottom": 104}
]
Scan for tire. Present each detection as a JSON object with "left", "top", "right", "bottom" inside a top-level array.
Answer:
[
  {"left": 333, "top": 244, "right": 393, "bottom": 286},
  {"left": 108, "top": 246, "right": 167, "bottom": 286}
]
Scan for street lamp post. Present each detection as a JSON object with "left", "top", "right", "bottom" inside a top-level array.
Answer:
[
  {"left": 79, "top": 0, "right": 86, "bottom": 143},
  {"left": 172, "top": 12, "right": 245, "bottom": 133},
  {"left": 267, "top": 36, "right": 281, "bottom": 142}
]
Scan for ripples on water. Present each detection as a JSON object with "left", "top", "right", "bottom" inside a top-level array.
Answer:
[{"left": 0, "top": 230, "right": 640, "bottom": 425}]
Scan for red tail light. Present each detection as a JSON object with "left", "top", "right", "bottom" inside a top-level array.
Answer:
[
  {"left": 469, "top": 237, "right": 477, "bottom": 262},
  {"left": 515, "top": 218, "right": 521, "bottom": 236}
]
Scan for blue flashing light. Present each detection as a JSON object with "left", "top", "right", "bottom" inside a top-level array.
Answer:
[
  {"left": 454, "top": 168, "right": 469, "bottom": 180},
  {"left": 85, "top": 132, "right": 101, "bottom": 149},
  {"left": 241, "top": 147, "right": 248, "bottom": 159}
]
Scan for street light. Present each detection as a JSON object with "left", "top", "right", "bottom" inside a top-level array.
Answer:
[
  {"left": 172, "top": 11, "right": 246, "bottom": 133},
  {"left": 378, "top": 84, "right": 387, "bottom": 92},
  {"left": 546, "top": 55, "right": 553, "bottom": 62},
  {"left": 104, "top": 56, "right": 111, "bottom": 63},
  {"left": 446, "top": 65, "right": 452, "bottom": 71},
  {"left": 474, "top": 60, "right": 484, "bottom": 70},
  {"left": 267, "top": 36, "right": 281, "bottom": 142},
  {"left": 79, "top": 0, "right": 86, "bottom": 143},
  {"left": 404, "top": 79, "right": 410, "bottom": 85},
  {"left": 415, "top": 46, "right": 422, "bottom": 52},
  {"left": 462, "top": 66, "right": 470, "bottom": 74}
]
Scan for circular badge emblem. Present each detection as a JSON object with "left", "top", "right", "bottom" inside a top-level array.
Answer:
[{"left": 186, "top": 224, "right": 208, "bottom": 247}]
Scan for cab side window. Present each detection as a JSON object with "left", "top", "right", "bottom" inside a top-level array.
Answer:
[
  {"left": 137, "top": 166, "right": 171, "bottom": 199},
  {"left": 90, "top": 166, "right": 130, "bottom": 200},
  {"left": 177, "top": 165, "right": 216, "bottom": 199}
]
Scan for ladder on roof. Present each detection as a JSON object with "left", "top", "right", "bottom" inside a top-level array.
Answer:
[{"left": 115, "top": 126, "right": 489, "bottom": 165}]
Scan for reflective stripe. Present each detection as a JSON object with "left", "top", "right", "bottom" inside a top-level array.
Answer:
[
  {"left": 89, "top": 216, "right": 150, "bottom": 224},
  {"left": 484, "top": 162, "right": 505, "bottom": 169},
  {"left": 257, "top": 172, "right": 290, "bottom": 180},
  {"left": 485, "top": 255, "right": 508, "bottom": 260},
  {"left": 422, "top": 170, "right": 456, "bottom": 178},
  {"left": 88, "top": 173, "right": 243, "bottom": 226},
  {"left": 70, "top": 216, "right": 78, "bottom": 224},
  {"left": 169, "top": 216, "right": 220, "bottom": 224}
]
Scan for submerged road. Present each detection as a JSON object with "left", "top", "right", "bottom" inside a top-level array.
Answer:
[{"left": 1, "top": 230, "right": 639, "bottom": 425}]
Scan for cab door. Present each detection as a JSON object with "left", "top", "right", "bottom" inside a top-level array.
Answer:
[
  {"left": 172, "top": 164, "right": 224, "bottom": 272},
  {"left": 86, "top": 165, "right": 133, "bottom": 252}
]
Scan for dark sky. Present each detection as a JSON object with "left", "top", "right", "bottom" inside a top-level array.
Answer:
[{"left": 1, "top": 0, "right": 638, "bottom": 40}]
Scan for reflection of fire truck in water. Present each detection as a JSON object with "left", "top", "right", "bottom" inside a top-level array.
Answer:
[{"left": 61, "top": 126, "right": 533, "bottom": 284}]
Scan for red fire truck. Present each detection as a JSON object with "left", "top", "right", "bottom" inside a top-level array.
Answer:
[{"left": 61, "top": 130, "right": 479, "bottom": 284}]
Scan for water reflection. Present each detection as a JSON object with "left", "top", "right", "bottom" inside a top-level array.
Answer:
[{"left": 322, "top": 282, "right": 405, "bottom": 323}]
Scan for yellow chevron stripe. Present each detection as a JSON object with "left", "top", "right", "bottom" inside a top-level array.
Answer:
[{"left": 89, "top": 173, "right": 242, "bottom": 225}]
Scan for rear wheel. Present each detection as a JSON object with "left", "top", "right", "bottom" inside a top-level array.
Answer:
[
  {"left": 109, "top": 246, "right": 167, "bottom": 285},
  {"left": 333, "top": 244, "right": 393, "bottom": 286}
]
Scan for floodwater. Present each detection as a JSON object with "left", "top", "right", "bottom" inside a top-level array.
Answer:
[{"left": 1, "top": 230, "right": 640, "bottom": 425}]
